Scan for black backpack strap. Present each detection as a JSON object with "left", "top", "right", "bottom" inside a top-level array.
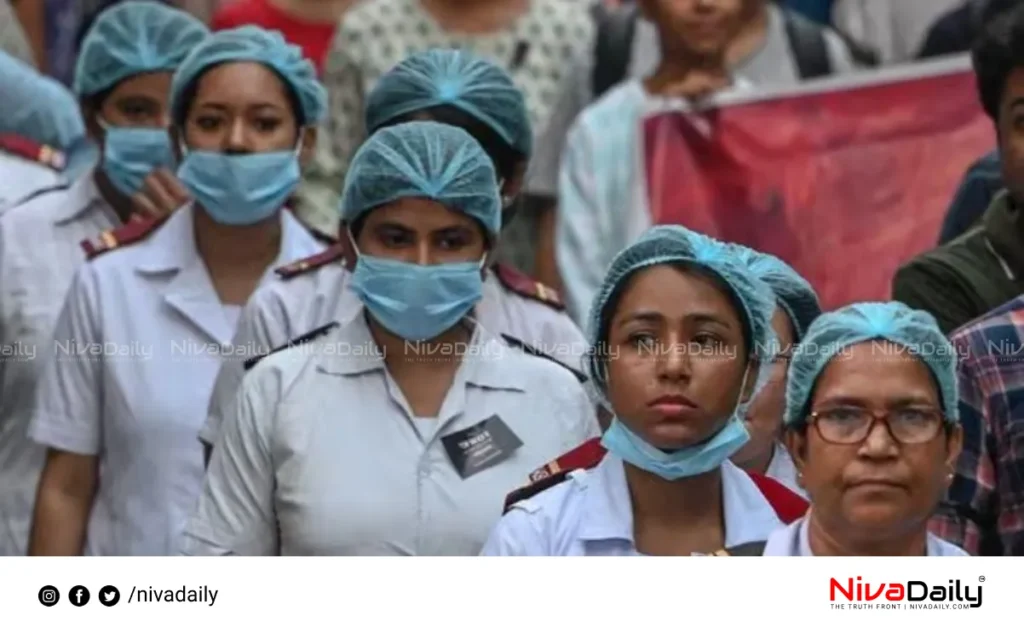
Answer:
[
  {"left": 782, "top": 9, "right": 832, "bottom": 80},
  {"left": 710, "top": 541, "right": 767, "bottom": 556},
  {"left": 590, "top": 3, "right": 639, "bottom": 99}
]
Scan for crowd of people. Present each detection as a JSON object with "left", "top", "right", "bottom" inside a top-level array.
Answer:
[{"left": 0, "top": 0, "right": 1023, "bottom": 557}]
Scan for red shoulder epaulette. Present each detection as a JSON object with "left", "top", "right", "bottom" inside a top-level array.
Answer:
[
  {"left": 501, "top": 439, "right": 810, "bottom": 524},
  {"left": 493, "top": 263, "right": 565, "bottom": 311},
  {"left": 502, "top": 438, "right": 605, "bottom": 513},
  {"left": 747, "top": 472, "right": 808, "bottom": 525},
  {"left": 79, "top": 215, "right": 167, "bottom": 260},
  {"left": 274, "top": 244, "right": 345, "bottom": 279},
  {"left": 0, "top": 133, "right": 65, "bottom": 171}
]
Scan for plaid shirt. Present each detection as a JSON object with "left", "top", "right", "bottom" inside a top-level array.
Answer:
[{"left": 929, "top": 296, "right": 1024, "bottom": 555}]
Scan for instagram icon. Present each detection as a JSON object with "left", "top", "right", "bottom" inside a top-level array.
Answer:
[{"left": 38, "top": 585, "right": 60, "bottom": 607}]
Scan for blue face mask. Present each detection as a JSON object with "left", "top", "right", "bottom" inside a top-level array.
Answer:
[
  {"left": 349, "top": 237, "right": 486, "bottom": 342},
  {"left": 601, "top": 371, "right": 753, "bottom": 480},
  {"left": 177, "top": 142, "right": 301, "bottom": 226},
  {"left": 100, "top": 124, "right": 174, "bottom": 196}
]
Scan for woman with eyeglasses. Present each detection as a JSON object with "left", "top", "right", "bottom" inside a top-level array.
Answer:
[{"left": 763, "top": 302, "right": 966, "bottom": 556}]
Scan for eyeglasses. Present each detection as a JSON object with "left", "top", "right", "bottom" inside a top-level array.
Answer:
[{"left": 806, "top": 406, "right": 946, "bottom": 445}]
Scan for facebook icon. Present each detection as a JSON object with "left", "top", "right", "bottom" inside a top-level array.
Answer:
[{"left": 69, "top": 586, "right": 90, "bottom": 607}]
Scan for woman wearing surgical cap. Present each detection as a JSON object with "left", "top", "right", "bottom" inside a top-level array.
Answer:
[
  {"left": 200, "top": 48, "right": 591, "bottom": 465},
  {"left": 27, "top": 27, "right": 327, "bottom": 556},
  {"left": 181, "top": 121, "right": 599, "bottom": 556},
  {"left": 729, "top": 248, "right": 821, "bottom": 497},
  {"left": 761, "top": 302, "right": 966, "bottom": 556},
  {"left": 299, "top": 0, "right": 595, "bottom": 275},
  {"left": 482, "top": 226, "right": 808, "bottom": 556},
  {"left": 0, "top": 51, "right": 92, "bottom": 211},
  {"left": 0, "top": 0, "right": 207, "bottom": 557}
]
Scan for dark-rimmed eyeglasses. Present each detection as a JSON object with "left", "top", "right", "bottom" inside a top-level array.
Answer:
[{"left": 806, "top": 406, "right": 946, "bottom": 445}]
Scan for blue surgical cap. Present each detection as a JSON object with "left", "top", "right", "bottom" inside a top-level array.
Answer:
[
  {"left": 73, "top": 1, "right": 208, "bottom": 98},
  {"left": 171, "top": 26, "right": 327, "bottom": 125},
  {"left": 731, "top": 246, "right": 821, "bottom": 341},
  {"left": 340, "top": 121, "right": 501, "bottom": 236},
  {"left": 1, "top": 51, "right": 86, "bottom": 152},
  {"left": 586, "top": 226, "right": 778, "bottom": 405},
  {"left": 784, "top": 302, "right": 959, "bottom": 426},
  {"left": 365, "top": 49, "right": 532, "bottom": 156}
]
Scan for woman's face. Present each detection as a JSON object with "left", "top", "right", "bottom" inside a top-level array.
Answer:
[
  {"left": 180, "top": 61, "right": 315, "bottom": 162},
  {"left": 731, "top": 307, "right": 795, "bottom": 466},
  {"left": 90, "top": 71, "right": 173, "bottom": 137},
  {"left": 604, "top": 264, "right": 753, "bottom": 450},
  {"left": 351, "top": 198, "right": 487, "bottom": 266},
  {"left": 786, "top": 342, "right": 962, "bottom": 543}
]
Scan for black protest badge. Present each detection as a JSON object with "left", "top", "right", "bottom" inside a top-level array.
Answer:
[{"left": 441, "top": 415, "right": 523, "bottom": 479}]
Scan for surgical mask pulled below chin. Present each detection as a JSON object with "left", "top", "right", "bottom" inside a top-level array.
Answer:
[
  {"left": 349, "top": 240, "right": 485, "bottom": 342},
  {"left": 100, "top": 124, "right": 174, "bottom": 196},
  {"left": 601, "top": 371, "right": 753, "bottom": 480},
  {"left": 177, "top": 144, "right": 301, "bottom": 226}
]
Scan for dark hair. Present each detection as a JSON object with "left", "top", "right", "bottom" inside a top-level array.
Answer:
[
  {"left": 174, "top": 62, "right": 305, "bottom": 129},
  {"left": 972, "top": 3, "right": 1024, "bottom": 122},
  {"left": 379, "top": 105, "right": 526, "bottom": 183}
]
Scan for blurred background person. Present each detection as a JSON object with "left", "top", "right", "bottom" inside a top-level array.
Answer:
[
  {"left": 0, "top": 0, "right": 207, "bottom": 557},
  {"left": 893, "top": 4, "right": 1024, "bottom": 334},
  {"left": 27, "top": 26, "right": 326, "bottom": 556},
  {"left": 211, "top": 0, "right": 352, "bottom": 74},
  {"left": 765, "top": 302, "right": 965, "bottom": 556},
  {"left": 729, "top": 247, "right": 821, "bottom": 496},
  {"left": 831, "top": 0, "right": 962, "bottom": 64},
  {"left": 483, "top": 227, "right": 807, "bottom": 556},
  {"left": 937, "top": 150, "right": 1001, "bottom": 245},
  {"left": 918, "top": 0, "right": 1018, "bottom": 60},
  {"left": 182, "top": 121, "right": 598, "bottom": 556},
  {"left": 531, "top": 0, "right": 858, "bottom": 293},
  {"left": 0, "top": 51, "right": 94, "bottom": 212},
  {"left": 932, "top": 286, "right": 1024, "bottom": 555},
  {"left": 297, "top": 0, "right": 594, "bottom": 278}
]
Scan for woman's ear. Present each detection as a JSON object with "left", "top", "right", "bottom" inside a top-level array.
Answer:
[
  {"left": 739, "top": 358, "right": 759, "bottom": 403},
  {"left": 298, "top": 127, "right": 318, "bottom": 169},
  {"left": 944, "top": 424, "right": 964, "bottom": 474},
  {"left": 502, "top": 160, "right": 527, "bottom": 200},
  {"left": 81, "top": 99, "right": 103, "bottom": 143},
  {"left": 783, "top": 427, "right": 808, "bottom": 472},
  {"left": 338, "top": 221, "right": 357, "bottom": 272}
]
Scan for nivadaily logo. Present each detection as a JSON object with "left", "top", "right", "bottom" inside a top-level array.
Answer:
[{"left": 830, "top": 576, "right": 984, "bottom": 610}]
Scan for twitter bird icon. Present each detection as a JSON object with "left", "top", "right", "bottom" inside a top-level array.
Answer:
[{"left": 99, "top": 586, "right": 120, "bottom": 607}]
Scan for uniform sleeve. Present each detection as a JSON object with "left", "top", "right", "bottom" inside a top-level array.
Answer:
[
  {"left": 479, "top": 507, "right": 550, "bottom": 556},
  {"left": 556, "top": 120, "right": 608, "bottom": 326},
  {"left": 891, "top": 259, "right": 974, "bottom": 335},
  {"left": 929, "top": 350, "right": 997, "bottom": 555},
  {"left": 524, "top": 53, "right": 593, "bottom": 198},
  {"left": 201, "top": 292, "right": 291, "bottom": 448},
  {"left": 182, "top": 364, "right": 281, "bottom": 556},
  {"left": 26, "top": 265, "right": 104, "bottom": 455},
  {"left": 295, "top": 28, "right": 365, "bottom": 233}
]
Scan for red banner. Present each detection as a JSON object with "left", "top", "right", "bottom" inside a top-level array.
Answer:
[{"left": 643, "top": 67, "right": 995, "bottom": 309}]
